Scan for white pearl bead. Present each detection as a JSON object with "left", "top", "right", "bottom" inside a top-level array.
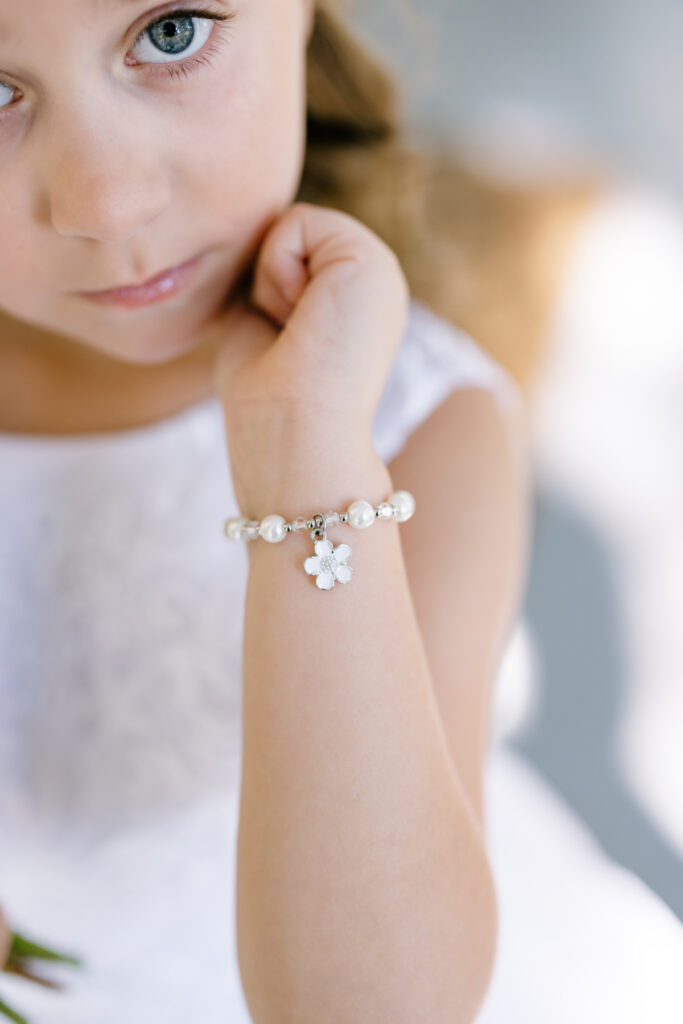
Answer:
[
  {"left": 389, "top": 490, "right": 415, "bottom": 523},
  {"left": 226, "top": 516, "right": 249, "bottom": 540},
  {"left": 347, "top": 499, "right": 376, "bottom": 529},
  {"left": 258, "top": 514, "right": 287, "bottom": 543}
]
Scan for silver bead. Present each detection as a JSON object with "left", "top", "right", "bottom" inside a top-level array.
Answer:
[
  {"left": 388, "top": 490, "right": 416, "bottom": 523},
  {"left": 258, "top": 514, "right": 287, "bottom": 543},
  {"left": 347, "top": 499, "right": 376, "bottom": 529},
  {"left": 376, "top": 502, "right": 395, "bottom": 520}
]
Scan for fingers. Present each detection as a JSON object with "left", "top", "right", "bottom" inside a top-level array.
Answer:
[
  {"left": 250, "top": 210, "right": 312, "bottom": 327},
  {"left": 249, "top": 202, "right": 410, "bottom": 356}
]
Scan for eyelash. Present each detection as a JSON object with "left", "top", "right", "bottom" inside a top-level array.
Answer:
[
  {"left": 131, "top": 6, "right": 236, "bottom": 83},
  {"left": 0, "top": 5, "right": 235, "bottom": 115}
]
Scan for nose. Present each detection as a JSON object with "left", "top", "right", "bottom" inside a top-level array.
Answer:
[{"left": 43, "top": 112, "right": 173, "bottom": 242}]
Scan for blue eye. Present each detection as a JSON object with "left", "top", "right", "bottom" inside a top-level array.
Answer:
[
  {"left": 130, "top": 7, "right": 235, "bottom": 79},
  {"left": 133, "top": 12, "right": 215, "bottom": 64}
]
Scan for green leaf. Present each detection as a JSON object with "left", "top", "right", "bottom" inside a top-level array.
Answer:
[
  {"left": 8, "top": 932, "right": 83, "bottom": 968},
  {"left": 0, "top": 993, "right": 29, "bottom": 1024}
]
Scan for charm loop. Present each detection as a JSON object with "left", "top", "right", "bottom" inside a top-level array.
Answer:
[{"left": 310, "top": 513, "right": 326, "bottom": 542}]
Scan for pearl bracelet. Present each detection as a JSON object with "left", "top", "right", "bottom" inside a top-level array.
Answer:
[{"left": 223, "top": 489, "right": 416, "bottom": 590}]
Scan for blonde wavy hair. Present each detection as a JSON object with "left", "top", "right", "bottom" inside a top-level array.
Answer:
[{"left": 296, "top": 0, "right": 597, "bottom": 399}]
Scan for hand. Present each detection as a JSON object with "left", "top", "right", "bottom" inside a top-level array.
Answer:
[{"left": 208, "top": 201, "right": 410, "bottom": 444}]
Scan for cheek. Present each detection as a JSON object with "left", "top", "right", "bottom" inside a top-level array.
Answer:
[
  {"left": 0, "top": 212, "right": 49, "bottom": 319},
  {"left": 0, "top": 16, "right": 308, "bottom": 325},
  {"left": 177, "top": 19, "right": 307, "bottom": 234}
]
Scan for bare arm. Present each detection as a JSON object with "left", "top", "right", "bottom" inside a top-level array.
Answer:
[{"left": 233, "top": 425, "right": 497, "bottom": 1024}]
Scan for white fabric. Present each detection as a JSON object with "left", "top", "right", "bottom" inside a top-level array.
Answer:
[{"left": 0, "top": 297, "right": 681, "bottom": 1021}]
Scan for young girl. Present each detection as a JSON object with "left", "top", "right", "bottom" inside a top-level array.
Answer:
[{"left": 1, "top": 2, "right": 682, "bottom": 1022}]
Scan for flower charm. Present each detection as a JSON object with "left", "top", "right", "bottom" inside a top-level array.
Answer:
[{"left": 303, "top": 539, "right": 353, "bottom": 589}]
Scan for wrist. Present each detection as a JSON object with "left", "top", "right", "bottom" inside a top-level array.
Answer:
[
  {"left": 232, "top": 443, "right": 392, "bottom": 526},
  {"left": 225, "top": 408, "right": 389, "bottom": 521}
]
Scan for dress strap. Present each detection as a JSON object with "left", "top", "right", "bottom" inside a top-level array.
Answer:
[{"left": 372, "top": 298, "right": 523, "bottom": 465}]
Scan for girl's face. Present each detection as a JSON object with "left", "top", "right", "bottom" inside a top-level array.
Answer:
[{"left": 0, "top": 0, "right": 314, "bottom": 365}]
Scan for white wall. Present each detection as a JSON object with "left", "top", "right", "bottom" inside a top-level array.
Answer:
[{"left": 355, "top": 0, "right": 683, "bottom": 195}]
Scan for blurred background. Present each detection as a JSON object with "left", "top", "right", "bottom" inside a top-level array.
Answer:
[{"left": 354, "top": 0, "right": 683, "bottom": 922}]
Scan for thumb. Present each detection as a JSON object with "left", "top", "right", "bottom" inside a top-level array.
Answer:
[{"left": 207, "top": 288, "right": 280, "bottom": 401}]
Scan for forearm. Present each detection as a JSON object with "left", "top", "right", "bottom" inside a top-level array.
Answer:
[{"left": 233, "top": 431, "right": 498, "bottom": 1024}]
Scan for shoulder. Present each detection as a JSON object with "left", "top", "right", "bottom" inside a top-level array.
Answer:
[
  {"left": 387, "top": 374, "right": 530, "bottom": 627},
  {"left": 387, "top": 298, "right": 529, "bottom": 493}
]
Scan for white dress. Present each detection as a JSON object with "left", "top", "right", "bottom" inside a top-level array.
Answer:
[{"left": 0, "top": 298, "right": 681, "bottom": 1023}]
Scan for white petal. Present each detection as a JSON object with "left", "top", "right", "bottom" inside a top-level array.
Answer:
[
  {"left": 304, "top": 556, "right": 321, "bottom": 575},
  {"left": 333, "top": 543, "right": 352, "bottom": 564},
  {"left": 334, "top": 564, "right": 353, "bottom": 584},
  {"left": 314, "top": 539, "right": 334, "bottom": 558},
  {"left": 315, "top": 571, "right": 335, "bottom": 590}
]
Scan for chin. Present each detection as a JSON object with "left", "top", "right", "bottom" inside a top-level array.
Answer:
[
  {"left": 115, "top": 268, "right": 243, "bottom": 366},
  {"left": 107, "top": 326, "right": 208, "bottom": 366},
  {"left": 95, "top": 284, "right": 228, "bottom": 366}
]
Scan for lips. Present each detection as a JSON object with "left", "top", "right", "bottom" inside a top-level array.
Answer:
[{"left": 75, "top": 251, "right": 206, "bottom": 309}]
